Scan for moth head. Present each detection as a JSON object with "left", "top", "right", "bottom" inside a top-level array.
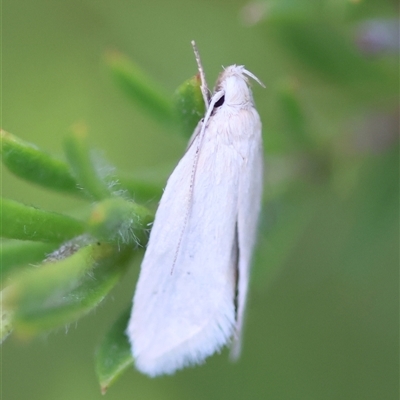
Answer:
[{"left": 213, "top": 65, "right": 264, "bottom": 108}]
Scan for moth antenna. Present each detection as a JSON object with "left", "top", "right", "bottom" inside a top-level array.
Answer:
[
  {"left": 243, "top": 68, "right": 266, "bottom": 88},
  {"left": 191, "top": 40, "right": 210, "bottom": 107}
]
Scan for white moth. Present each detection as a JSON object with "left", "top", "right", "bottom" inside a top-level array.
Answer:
[{"left": 127, "top": 41, "right": 264, "bottom": 377}]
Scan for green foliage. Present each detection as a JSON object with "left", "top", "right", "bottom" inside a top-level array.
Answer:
[
  {"left": 95, "top": 307, "right": 133, "bottom": 394},
  {"left": 88, "top": 198, "right": 153, "bottom": 244},
  {"left": 63, "top": 125, "right": 114, "bottom": 200},
  {"left": 173, "top": 74, "right": 206, "bottom": 137},
  {"left": 1, "top": 130, "right": 88, "bottom": 198},
  {"left": 1, "top": 241, "right": 58, "bottom": 279},
  {"left": 0, "top": 64, "right": 205, "bottom": 390},
  {"left": 4, "top": 242, "right": 130, "bottom": 335},
  {"left": 1, "top": 197, "right": 85, "bottom": 242},
  {"left": 105, "top": 51, "right": 176, "bottom": 126}
]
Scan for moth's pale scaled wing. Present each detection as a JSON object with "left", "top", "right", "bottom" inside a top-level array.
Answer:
[{"left": 127, "top": 129, "right": 241, "bottom": 377}]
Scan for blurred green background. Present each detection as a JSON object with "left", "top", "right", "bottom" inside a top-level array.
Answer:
[{"left": 2, "top": 0, "right": 398, "bottom": 399}]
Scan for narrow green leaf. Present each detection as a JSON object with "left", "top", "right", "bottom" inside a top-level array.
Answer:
[
  {"left": 88, "top": 198, "right": 153, "bottom": 245},
  {"left": 173, "top": 74, "right": 205, "bottom": 138},
  {"left": 95, "top": 307, "right": 133, "bottom": 394},
  {"left": 0, "top": 198, "right": 85, "bottom": 242},
  {"left": 105, "top": 51, "right": 175, "bottom": 125},
  {"left": 0, "top": 130, "right": 86, "bottom": 198},
  {"left": 1, "top": 240, "right": 58, "bottom": 278},
  {"left": 64, "top": 125, "right": 112, "bottom": 201},
  {"left": 5, "top": 242, "right": 132, "bottom": 335}
]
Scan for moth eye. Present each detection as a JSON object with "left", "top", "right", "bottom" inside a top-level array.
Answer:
[{"left": 214, "top": 95, "right": 225, "bottom": 108}]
